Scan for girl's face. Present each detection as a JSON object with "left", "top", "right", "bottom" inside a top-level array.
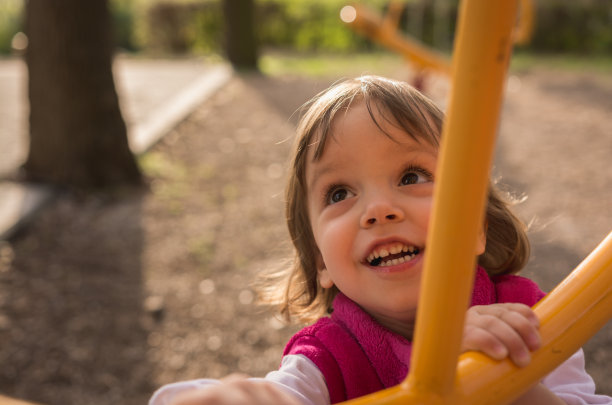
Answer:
[{"left": 305, "top": 101, "right": 484, "bottom": 337}]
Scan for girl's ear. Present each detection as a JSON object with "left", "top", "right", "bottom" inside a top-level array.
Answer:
[
  {"left": 316, "top": 252, "right": 334, "bottom": 288},
  {"left": 318, "top": 267, "right": 334, "bottom": 289}
]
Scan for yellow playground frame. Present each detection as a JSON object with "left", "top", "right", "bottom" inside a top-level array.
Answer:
[
  {"left": 340, "top": 1, "right": 612, "bottom": 405},
  {"left": 341, "top": 0, "right": 534, "bottom": 77}
]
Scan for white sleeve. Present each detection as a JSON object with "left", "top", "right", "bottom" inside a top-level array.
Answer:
[
  {"left": 264, "top": 354, "right": 330, "bottom": 405},
  {"left": 148, "top": 354, "right": 329, "bottom": 405},
  {"left": 543, "top": 349, "right": 612, "bottom": 405}
]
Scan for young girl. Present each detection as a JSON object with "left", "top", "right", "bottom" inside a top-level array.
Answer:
[{"left": 150, "top": 76, "right": 610, "bottom": 405}]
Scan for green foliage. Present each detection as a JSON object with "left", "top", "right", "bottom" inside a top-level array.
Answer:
[
  {"left": 191, "top": 2, "right": 223, "bottom": 53},
  {"left": 0, "top": 0, "right": 22, "bottom": 54},
  {"left": 530, "top": 0, "right": 612, "bottom": 54},
  {"left": 257, "top": 0, "right": 386, "bottom": 52},
  {"left": 133, "top": 0, "right": 222, "bottom": 54},
  {"left": 126, "top": 0, "right": 612, "bottom": 56},
  {"left": 1, "top": 0, "right": 610, "bottom": 56},
  {"left": 260, "top": 50, "right": 406, "bottom": 78},
  {"left": 111, "top": 0, "right": 140, "bottom": 51},
  {"left": 511, "top": 51, "right": 612, "bottom": 74}
]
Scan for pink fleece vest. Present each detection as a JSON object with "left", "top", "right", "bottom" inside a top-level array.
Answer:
[{"left": 282, "top": 267, "right": 546, "bottom": 403}]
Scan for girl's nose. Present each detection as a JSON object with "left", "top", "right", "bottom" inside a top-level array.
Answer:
[{"left": 360, "top": 197, "right": 405, "bottom": 228}]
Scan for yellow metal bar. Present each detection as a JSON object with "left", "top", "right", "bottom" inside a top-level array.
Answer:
[
  {"left": 514, "top": 0, "right": 535, "bottom": 45},
  {"left": 406, "top": 0, "right": 520, "bottom": 396},
  {"left": 341, "top": 3, "right": 451, "bottom": 75},
  {"left": 451, "top": 230, "right": 612, "bottom": 405},
  {"left": 381, "top": 1, "right": 404, "bottom": 33}
]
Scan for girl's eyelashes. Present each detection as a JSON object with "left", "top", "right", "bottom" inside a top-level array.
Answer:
[
  {"left": 400, "top": 165, "right": 433, "bottom": 186},
  {"left": 320, "top": 165, "right": 432, "bottom": 206},
  {"left": 324, "top": 185, "right": 354, "bottom": 205}
]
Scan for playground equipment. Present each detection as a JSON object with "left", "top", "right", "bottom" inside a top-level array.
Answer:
[
  {"left": 514, "top": 0, "right": 536, "bottom": 45},
  {"left": 340, "top": 1, "right": 451, "bottom": 77},
  {"left": 338, "top": 0, "right": 612, "bottom": 404},
  {"left": 340, "top": 1, "right": 451, "bottom": 76},
  {"left": 340, "top": 0, "right": 535, "bottom": 80}
]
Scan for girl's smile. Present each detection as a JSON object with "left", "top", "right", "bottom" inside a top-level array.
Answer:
[{"left": 364, "top": 240, "right": 422, "bottom": 268}]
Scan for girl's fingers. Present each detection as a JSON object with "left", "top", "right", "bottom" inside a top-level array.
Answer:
[
  {"left": 498, "top": 308, "right": 541, "bottom": 351},
  {"left": 220, "top": 373, "right": 251, "bottom": 382},
  {"left": 502, "top": 303, "right": 540, "bottom": 328},
  {"left": 466, "top": 314, "right": 530, "bottom": 365},
  {"left": 464, "top": 304, "right": 542, "bottom": 368},
  {"left": 170, "top": 378, "right": 302, "bottom": 405},
  {"left": 483, "top": 314, "right": 533, "bottom": 367},
  {"left": 462, "top": 325, "right": 508, "bottom": 360}
]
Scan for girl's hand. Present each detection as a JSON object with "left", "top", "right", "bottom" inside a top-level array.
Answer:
[
  {"left": 462, "top": 303, "right": 541, "bottom": 367},
  {"left": 170, "top": 374, "right": 303, "bottom": 405}
]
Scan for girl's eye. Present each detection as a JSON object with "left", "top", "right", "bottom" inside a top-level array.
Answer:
[
  {"left": 326, "top": 186, "right": 352, "bottom": 205},
  {"left": 400, "top": 167, "right": 432, "bottom": 186}
]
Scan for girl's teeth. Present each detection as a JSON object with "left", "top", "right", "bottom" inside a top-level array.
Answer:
[
  {"left": 367, "top": 245, "right": 421, "bottom": 266},
  {"left": 379, "top": 255, "right": 412, "bottom": 267}
]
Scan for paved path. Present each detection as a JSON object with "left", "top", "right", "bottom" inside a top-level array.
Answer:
[
  {"left": 0, "top": 56, "right": 232, "bottom": 239},
  {"left": 0, "top": 58, "right": 27, "bottom": 177}
]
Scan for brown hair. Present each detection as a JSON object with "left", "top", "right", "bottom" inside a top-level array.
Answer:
[{"left": 260, "top": 76, "right": 529, "bottom": 324}]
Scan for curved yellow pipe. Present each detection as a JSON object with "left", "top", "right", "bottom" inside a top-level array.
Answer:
[
  {"left": 342, "top": 0, "right": 535, "bottom": 77},
  {"left": 453, "top": 230, "right": 612, "bottom": 405},
  {"left": 341, "top": 3, "right": 451, "bottom": 75}
]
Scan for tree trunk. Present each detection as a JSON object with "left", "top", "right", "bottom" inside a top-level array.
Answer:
[
  {"left": 24, "top": 0, "right": 142, "bottom": 189},
  {"left": 222, "top": 0, "right": 259, "bottom": 70}
]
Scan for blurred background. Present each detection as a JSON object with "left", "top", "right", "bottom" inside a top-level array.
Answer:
[
  {"left": 3, "top": 0, "right": 612, "bottom": 64},
  {"left": 0, "top": 0, "right": 611, "bottom": 404}
]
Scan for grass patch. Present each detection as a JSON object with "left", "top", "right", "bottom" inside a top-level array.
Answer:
[
  {"left": 260, "top": 50, "right": 409, "bottom": 78},
  {"left": 139, "top": 151, "right": 187, "bottom": 180},
  {"left": 511, "top": 52, "right": 612, "bottom": 74},
  {"left": 260, "top": 50, "right": 612, "bottom": 78},
  {"left": 188, "top": 233, "right": 216, "bottom": 268}
]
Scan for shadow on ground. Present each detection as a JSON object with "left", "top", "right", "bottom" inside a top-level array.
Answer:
[{"left": 0, "top": 191, "right": 153, "bottom": 404}]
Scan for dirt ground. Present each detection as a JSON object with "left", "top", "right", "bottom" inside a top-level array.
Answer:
[{"left": 0, "top": 67, "right": 610, "bottom": 405}]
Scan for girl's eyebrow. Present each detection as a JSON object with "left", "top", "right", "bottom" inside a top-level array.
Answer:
[{"left": 307, "top": 161, "right": 340, "bottom": 192}]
